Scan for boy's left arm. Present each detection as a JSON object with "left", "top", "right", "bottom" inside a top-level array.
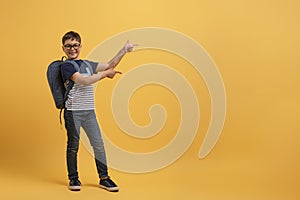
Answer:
[{"left": 96, "top": 40, "right": 138, "bottom": 72}]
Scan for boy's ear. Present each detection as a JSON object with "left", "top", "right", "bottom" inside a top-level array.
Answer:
[{"left": 62, "top": 45, "right": 67, "bottom": 53}]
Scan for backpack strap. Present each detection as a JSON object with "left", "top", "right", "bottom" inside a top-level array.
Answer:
[
  {"left": 65, "top": 59, "right": 94, "bottom": 75},
  {"left": 65, "top": 60, "right": 80, "bottom": 71},
  {"left": 82, "top": 60, "right": 95, "bottom": 75},
  {"left": 59, "top": 108, "right": 64, "bottom": 125}
]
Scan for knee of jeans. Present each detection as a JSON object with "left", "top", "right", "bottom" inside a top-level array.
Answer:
[
  {"left": 92, "top": 145, "right": 106, "bottom": 154},
  {"left": 67, "top": 147, "right": 79, "bottom": 155},
  {"left": 90, "top": 137, "right": 104, "bottom": 147},
  {"left": 67, "top": 141, "right": 79, "bottom": 152}
]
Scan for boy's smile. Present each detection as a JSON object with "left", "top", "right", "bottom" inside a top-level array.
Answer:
[{"left": 62, "top": 39, "right": 82, "bottom": 60}]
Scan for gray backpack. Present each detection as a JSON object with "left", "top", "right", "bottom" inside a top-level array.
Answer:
[{"left": 46, "top": 57, "right": 93, "bottom": 123}]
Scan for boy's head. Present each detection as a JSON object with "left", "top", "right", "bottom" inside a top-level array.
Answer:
[{"left": 62, "top": 31, "right": 82, "bottom": 60}]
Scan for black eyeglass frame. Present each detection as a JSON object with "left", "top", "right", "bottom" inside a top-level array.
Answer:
[{"left": 63, "top": 43, "right": 81, "bottom": 50}]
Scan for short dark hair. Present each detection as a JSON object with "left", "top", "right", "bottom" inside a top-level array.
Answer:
[{"left": 62, "top": 31, "right": 81, "bottom": 45}]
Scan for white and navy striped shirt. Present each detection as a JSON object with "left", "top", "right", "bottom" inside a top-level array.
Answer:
[{"left": 61, "top": 60, "right": 98, "bottom": 111}]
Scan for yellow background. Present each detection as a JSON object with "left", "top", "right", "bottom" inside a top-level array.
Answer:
[{"left": 1, "top": 0, "right": 300, "bottom": 199}]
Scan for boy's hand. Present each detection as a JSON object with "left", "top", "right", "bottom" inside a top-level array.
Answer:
[
  {"left": 105, "top": 68, "right": 122, "bottom": 79},
  {"left": 104, "top": 40, "right": 138, "bottom": 71},
  {"left": 123, "top": 40, "right": 138, "bottom": 53}
]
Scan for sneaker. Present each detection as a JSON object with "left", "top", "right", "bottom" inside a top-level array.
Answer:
[
  {"left": 69, "top": 179, "right": 81, "bottom": 191},
  {"left": 99, "top": 177, "right": 119, "bottom": 192}
]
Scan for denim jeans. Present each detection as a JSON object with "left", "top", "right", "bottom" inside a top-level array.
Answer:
[{"left": 64, "top": 109, "right": 108, "bottom": 180}]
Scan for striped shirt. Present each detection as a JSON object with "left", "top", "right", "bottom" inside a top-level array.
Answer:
[{"left": 61, "top": 60, "right": 98, "bottom": 111}]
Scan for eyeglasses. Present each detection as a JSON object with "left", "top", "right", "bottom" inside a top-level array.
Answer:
[{"left": 63, "top": 43, "right": 81, "bottom": 50}]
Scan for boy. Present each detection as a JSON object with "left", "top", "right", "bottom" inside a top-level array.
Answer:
[{"left": 60, "top": 31, "right": 136, "bottom": 192}]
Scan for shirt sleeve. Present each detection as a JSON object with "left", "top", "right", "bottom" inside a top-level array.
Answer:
[{"left": 61, "top": 62, "right": 78, "bottom": 82}]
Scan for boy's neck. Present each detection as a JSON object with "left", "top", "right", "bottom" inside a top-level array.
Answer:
[{"left": 68, "top": 58, "right": 81, "bottom": 60}]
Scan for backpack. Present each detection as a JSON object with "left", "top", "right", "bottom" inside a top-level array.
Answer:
[{"left": 46, "top": 57, "right": 93, "bottom": 123}]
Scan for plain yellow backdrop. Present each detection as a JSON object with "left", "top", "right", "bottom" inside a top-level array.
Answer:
[{"left": 1, "top": 0, "right": 300, "bottom": 199}]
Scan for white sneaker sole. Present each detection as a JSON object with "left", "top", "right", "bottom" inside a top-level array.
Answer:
[
  {"left": 99, "top": 185, "right": 119, "bottom": 192},
  {"left": 69, "top": 185, "right": 81, "bottom": 191}
]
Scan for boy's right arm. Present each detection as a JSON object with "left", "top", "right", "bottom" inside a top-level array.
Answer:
[{"left": 71, "top": 68, "right": 122, "bottom": 85}]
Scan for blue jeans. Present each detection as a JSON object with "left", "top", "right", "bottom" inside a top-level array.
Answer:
[{"left": 64, "top": 109, "right": 108, "bottom": 180}]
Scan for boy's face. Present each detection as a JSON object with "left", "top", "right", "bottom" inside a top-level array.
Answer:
[{"left": 62, "top": 39, "right": 82, "bottom": 60}]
